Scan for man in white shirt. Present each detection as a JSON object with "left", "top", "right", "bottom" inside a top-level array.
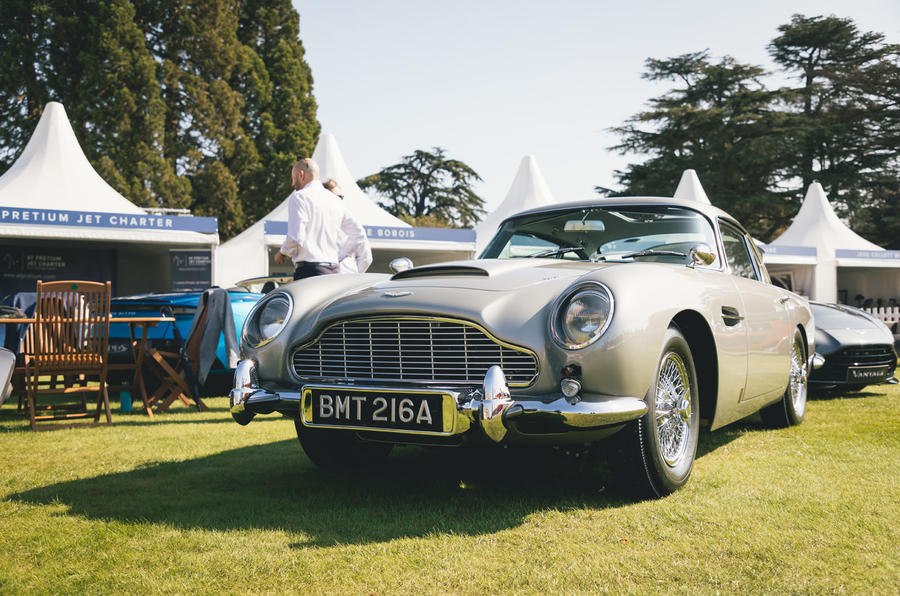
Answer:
[
  {"left": 274, "top": 158, "right": 372, "bottom": 279},
  {"left": 322, "top": 178, "right": 361, "bottom": 274}
]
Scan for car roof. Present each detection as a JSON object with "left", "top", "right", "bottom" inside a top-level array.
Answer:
[{"left": 502, "top": 196, "right": 737, "bottom": 226}]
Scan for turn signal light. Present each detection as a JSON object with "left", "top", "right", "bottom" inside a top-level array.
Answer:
[{"left": 560, "top": 378, "right": 581, "bottom": 399}]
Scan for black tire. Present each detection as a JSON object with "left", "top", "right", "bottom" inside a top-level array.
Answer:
[
  {"left": 760, "top": 329, "right": 807, "bottom": 428},
  {"left": 294, "top": 420, "right": 393, "bottom": 469},
  {"left": 610, "top": 325, "right": 700, "bottom": 498}
]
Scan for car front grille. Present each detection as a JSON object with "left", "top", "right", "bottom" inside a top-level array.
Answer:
[
  {"left": 815, "top": 344, "right": 897, "bottom": 381},
  {"left": 291, "top": 316, "right": 538, "bottom": 386}
]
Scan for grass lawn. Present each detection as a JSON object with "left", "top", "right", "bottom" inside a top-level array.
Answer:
[{"left": 0, "top": 385, "right": 898, "bottom": 594}]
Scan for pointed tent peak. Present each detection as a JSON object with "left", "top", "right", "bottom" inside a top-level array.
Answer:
[
  {"left": 311, "top": 133, "right": 410, "bottom": 228},
  {"left": 312, "top": 133, "right": 354, "bottom": 186},
  {"left": 0, "top": 101, "right": 144, "bottom": 214},
  {"left": 796, "top": 181, "right": 843, "bottom": 226},
  {"left": 771, "top": 181, "right": 883, "bottom": 252},
  {"left": 673, "top": 169, "right": 711, "bottom": 204},
  {"left": 474, "top": 154, "right": 557, "bottom": 251},
  {"left": 504, "top": 154, "right": 556, "bottom": 208}
]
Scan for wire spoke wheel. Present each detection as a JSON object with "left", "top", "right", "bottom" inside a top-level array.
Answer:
[
  {"left": 789, "top": 336, "right": 807, "bottom": 416},
  {"left": 655, "top": 351, "right": 692, "bottom": 467},
  {"left": 761, "top": 328, "right": 808, "bottom": 428}
]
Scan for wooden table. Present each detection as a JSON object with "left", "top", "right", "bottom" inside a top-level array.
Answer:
[
  {"left": 108, "top": 316, "right": 175, "bottom": 417},
  {"left": 1, "top": 315, "right": 175, "bottom": 417}
]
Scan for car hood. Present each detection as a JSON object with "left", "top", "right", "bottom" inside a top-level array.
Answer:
[
  {"left": 812, "top": 302, "right": 894, "bottom": 347},
  {"left": 818, "top": 327, "right": 894, "bottom": 346},
  {"left": 379, "top": 259, "right": 597, "bottom": 291},
  {"left": 287, "top": 259, "right": 611, "bottom": 345}
]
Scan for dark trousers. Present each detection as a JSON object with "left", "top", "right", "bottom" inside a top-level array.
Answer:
[{"left": 293, "top": 261, "right": 339, "bottom": 280}]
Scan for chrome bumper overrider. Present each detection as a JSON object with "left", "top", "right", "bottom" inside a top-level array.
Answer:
[{"left": 230, "top": 360, "right": 647, "bottom": 443}]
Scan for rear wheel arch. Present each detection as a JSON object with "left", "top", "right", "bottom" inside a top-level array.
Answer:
[
  {"left": 671, "top": 310, "right": 717, "bottom": 429},
  {"left": 796, "top": 323, "right": 810, "bottom": 361}
]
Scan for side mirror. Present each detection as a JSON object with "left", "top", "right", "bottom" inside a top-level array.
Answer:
[
  {"left": 389, "top": 257, "right": 414, "bottom": 274},
  {"left": 688, "top": 243, "right": 716, "bottom": 268}
]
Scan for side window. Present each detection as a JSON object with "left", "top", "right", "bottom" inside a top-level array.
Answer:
[{"left": 719, "top": 221, "right": 759, "bottom": 280}]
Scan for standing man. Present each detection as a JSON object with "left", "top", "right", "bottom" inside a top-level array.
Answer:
[{"left": 274, "top": 158, "right": 372, "bottom": 279}]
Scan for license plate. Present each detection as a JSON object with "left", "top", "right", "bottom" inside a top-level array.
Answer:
[
  {"left": 302, "top": 386, "right": 449, "bottom": 434},
  {"left": 846, "top": 366, "right": 890, "bottom": 382}
]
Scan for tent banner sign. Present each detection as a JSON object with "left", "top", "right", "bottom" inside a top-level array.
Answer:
[
  {"left": 264, "top": 221, "right": 475, "bottom": 243},
  {"left": 0, "top": 205, "right": 217, "bottom": 233},
  {"left": 836, "top": 249, "right": 900, "bottom": 260},
  {"left": 170, "top": 249, "right": 212, "bottom": 291},
  {"left": 761, "top": 244, "right": 817, "bottom": 257}
]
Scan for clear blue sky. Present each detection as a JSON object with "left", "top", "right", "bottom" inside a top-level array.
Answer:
[{"left": 292, "top": 1, "right": 898, "bottom": 214}]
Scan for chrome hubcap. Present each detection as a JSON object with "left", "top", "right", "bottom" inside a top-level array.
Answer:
[
  {"left": 655, "top": 352, "right": 692, "bottom": 467},
  {"left": 789, "top": 339, "right": 807, "bottom": 416}
]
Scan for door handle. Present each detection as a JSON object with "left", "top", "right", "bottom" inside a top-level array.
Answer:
[
  {"left": 777, "top": 296, "right": 791, "bottom": 304},
  {"left": 721, "top": 306, "right": 744, "bottom": 326}
]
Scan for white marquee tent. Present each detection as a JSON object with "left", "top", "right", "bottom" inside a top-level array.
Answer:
[
  {"left": 669, "top": 169, "right": 819, "bottom": 295},
  {"left": 0, "top": 102, "right": 218, "bottom": 295},
  {"left": 474, "top": 155, "right": 557, "bottom": 252},
  {"left": 769, "top": 182, "right": 900, "bottom": 304},
  {"left": 215, "top": 133, "right": 475, "bottom": 286},
  {"left": 313, "top": 133, "right": 409, "bottom": 228}
]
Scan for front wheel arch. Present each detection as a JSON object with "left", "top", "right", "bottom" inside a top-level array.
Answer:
[
  {"left": 609, "top": 324, "right": 701, "bottom": 498},
  {"left": 671, "top": 310, "right": 717, "bottom": 429}
]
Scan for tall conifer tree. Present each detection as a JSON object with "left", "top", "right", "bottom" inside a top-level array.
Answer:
[{"left": 0, "top": 0, "right": 319, "bottom": 238}]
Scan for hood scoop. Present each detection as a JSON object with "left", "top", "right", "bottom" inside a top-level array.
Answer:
[{"left": 391, "top": 265, "right": 489, "bottom": 280}]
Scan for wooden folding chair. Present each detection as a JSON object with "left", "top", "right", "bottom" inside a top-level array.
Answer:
[
  {"left": 24, "top": 280, "right": 113, "bottom": 430},
  {"left": 145, "top": 305, "right": 209, "bottom": 413}
]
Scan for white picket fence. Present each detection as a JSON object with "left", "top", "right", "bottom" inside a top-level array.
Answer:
[{"left": 863, "top": 306, "right": 900, "bottom": 333}]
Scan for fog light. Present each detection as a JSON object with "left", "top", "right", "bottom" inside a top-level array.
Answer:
[{"left": 560, "top": 378, "right": 581, "bottom": 398}]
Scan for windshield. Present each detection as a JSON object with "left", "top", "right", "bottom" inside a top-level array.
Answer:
[{"left": 480, "top": 205, "right": 720, "bottom": 266}]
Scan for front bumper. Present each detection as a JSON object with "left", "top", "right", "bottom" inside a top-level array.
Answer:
[{"left": 230, "top": 359, "right": 648, "bottom": 443}]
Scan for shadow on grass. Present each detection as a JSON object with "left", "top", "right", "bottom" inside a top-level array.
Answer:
[
  {"left": 8, "top": 439, "right": 638, "bottom": 546},
  {"left": 7, "top": 418, "right": 753, "bottom": 546},
  {"left": 0, "top": 402, "right": 255, "bottom": 431},
  {"left": 809, "top": 388, "right": 888, "bottom": 401},
  {"left": 696, "top": 420, "right": 753, "bottom": 458}
]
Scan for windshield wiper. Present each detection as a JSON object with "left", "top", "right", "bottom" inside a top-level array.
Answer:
[
  {"left": 524, "top": 246, "right": 583, "bottom": 259},
  {"left": 620, "top": 249, "right": 686, "bottom": 259}
]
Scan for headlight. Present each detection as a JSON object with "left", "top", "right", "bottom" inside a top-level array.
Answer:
[
  {"left": 243, "top": 292, "right": 293, "bottom": 348},
  {"left": 551, "top": 283, "right": 614, "bottom": 349}
]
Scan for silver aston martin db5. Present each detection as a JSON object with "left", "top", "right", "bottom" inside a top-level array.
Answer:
[{"left": 231, "top": 198, "right": 814, "bottom": 497}]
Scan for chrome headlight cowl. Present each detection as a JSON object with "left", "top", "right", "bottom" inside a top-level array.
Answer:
[
  {"left": 551, "top": 282, "right": 614, "bottom": 350},
  {"left": 243, "top": 292, "right": 293, "bottom": 348}
]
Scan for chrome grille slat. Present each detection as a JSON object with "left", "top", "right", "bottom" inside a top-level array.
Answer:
[{"left": 292, "top": 317, "right": 538, "bottom": 386}]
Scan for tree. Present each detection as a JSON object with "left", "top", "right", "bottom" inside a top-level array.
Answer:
[
  {"left": 236, "top": 0, "right": 320, "bottom": 223},
  {"left": 769, "top": 14, "right": 900, "bottom": 224},
  {"left": 358, "top": 147, "right": 486, "bottom": 228},
  {"left": 0, "top": 0, "right": 319, "bottom": 239},
  {"left": 603, "top": 15, "right": 900, "bottom": 244},
  {"left": 600, "top": 51, "right": 791, "bottom": 239}
]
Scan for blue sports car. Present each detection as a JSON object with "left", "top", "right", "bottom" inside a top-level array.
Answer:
[{"left": 108, "top": 288, "right": 263, "bottom": 391}]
